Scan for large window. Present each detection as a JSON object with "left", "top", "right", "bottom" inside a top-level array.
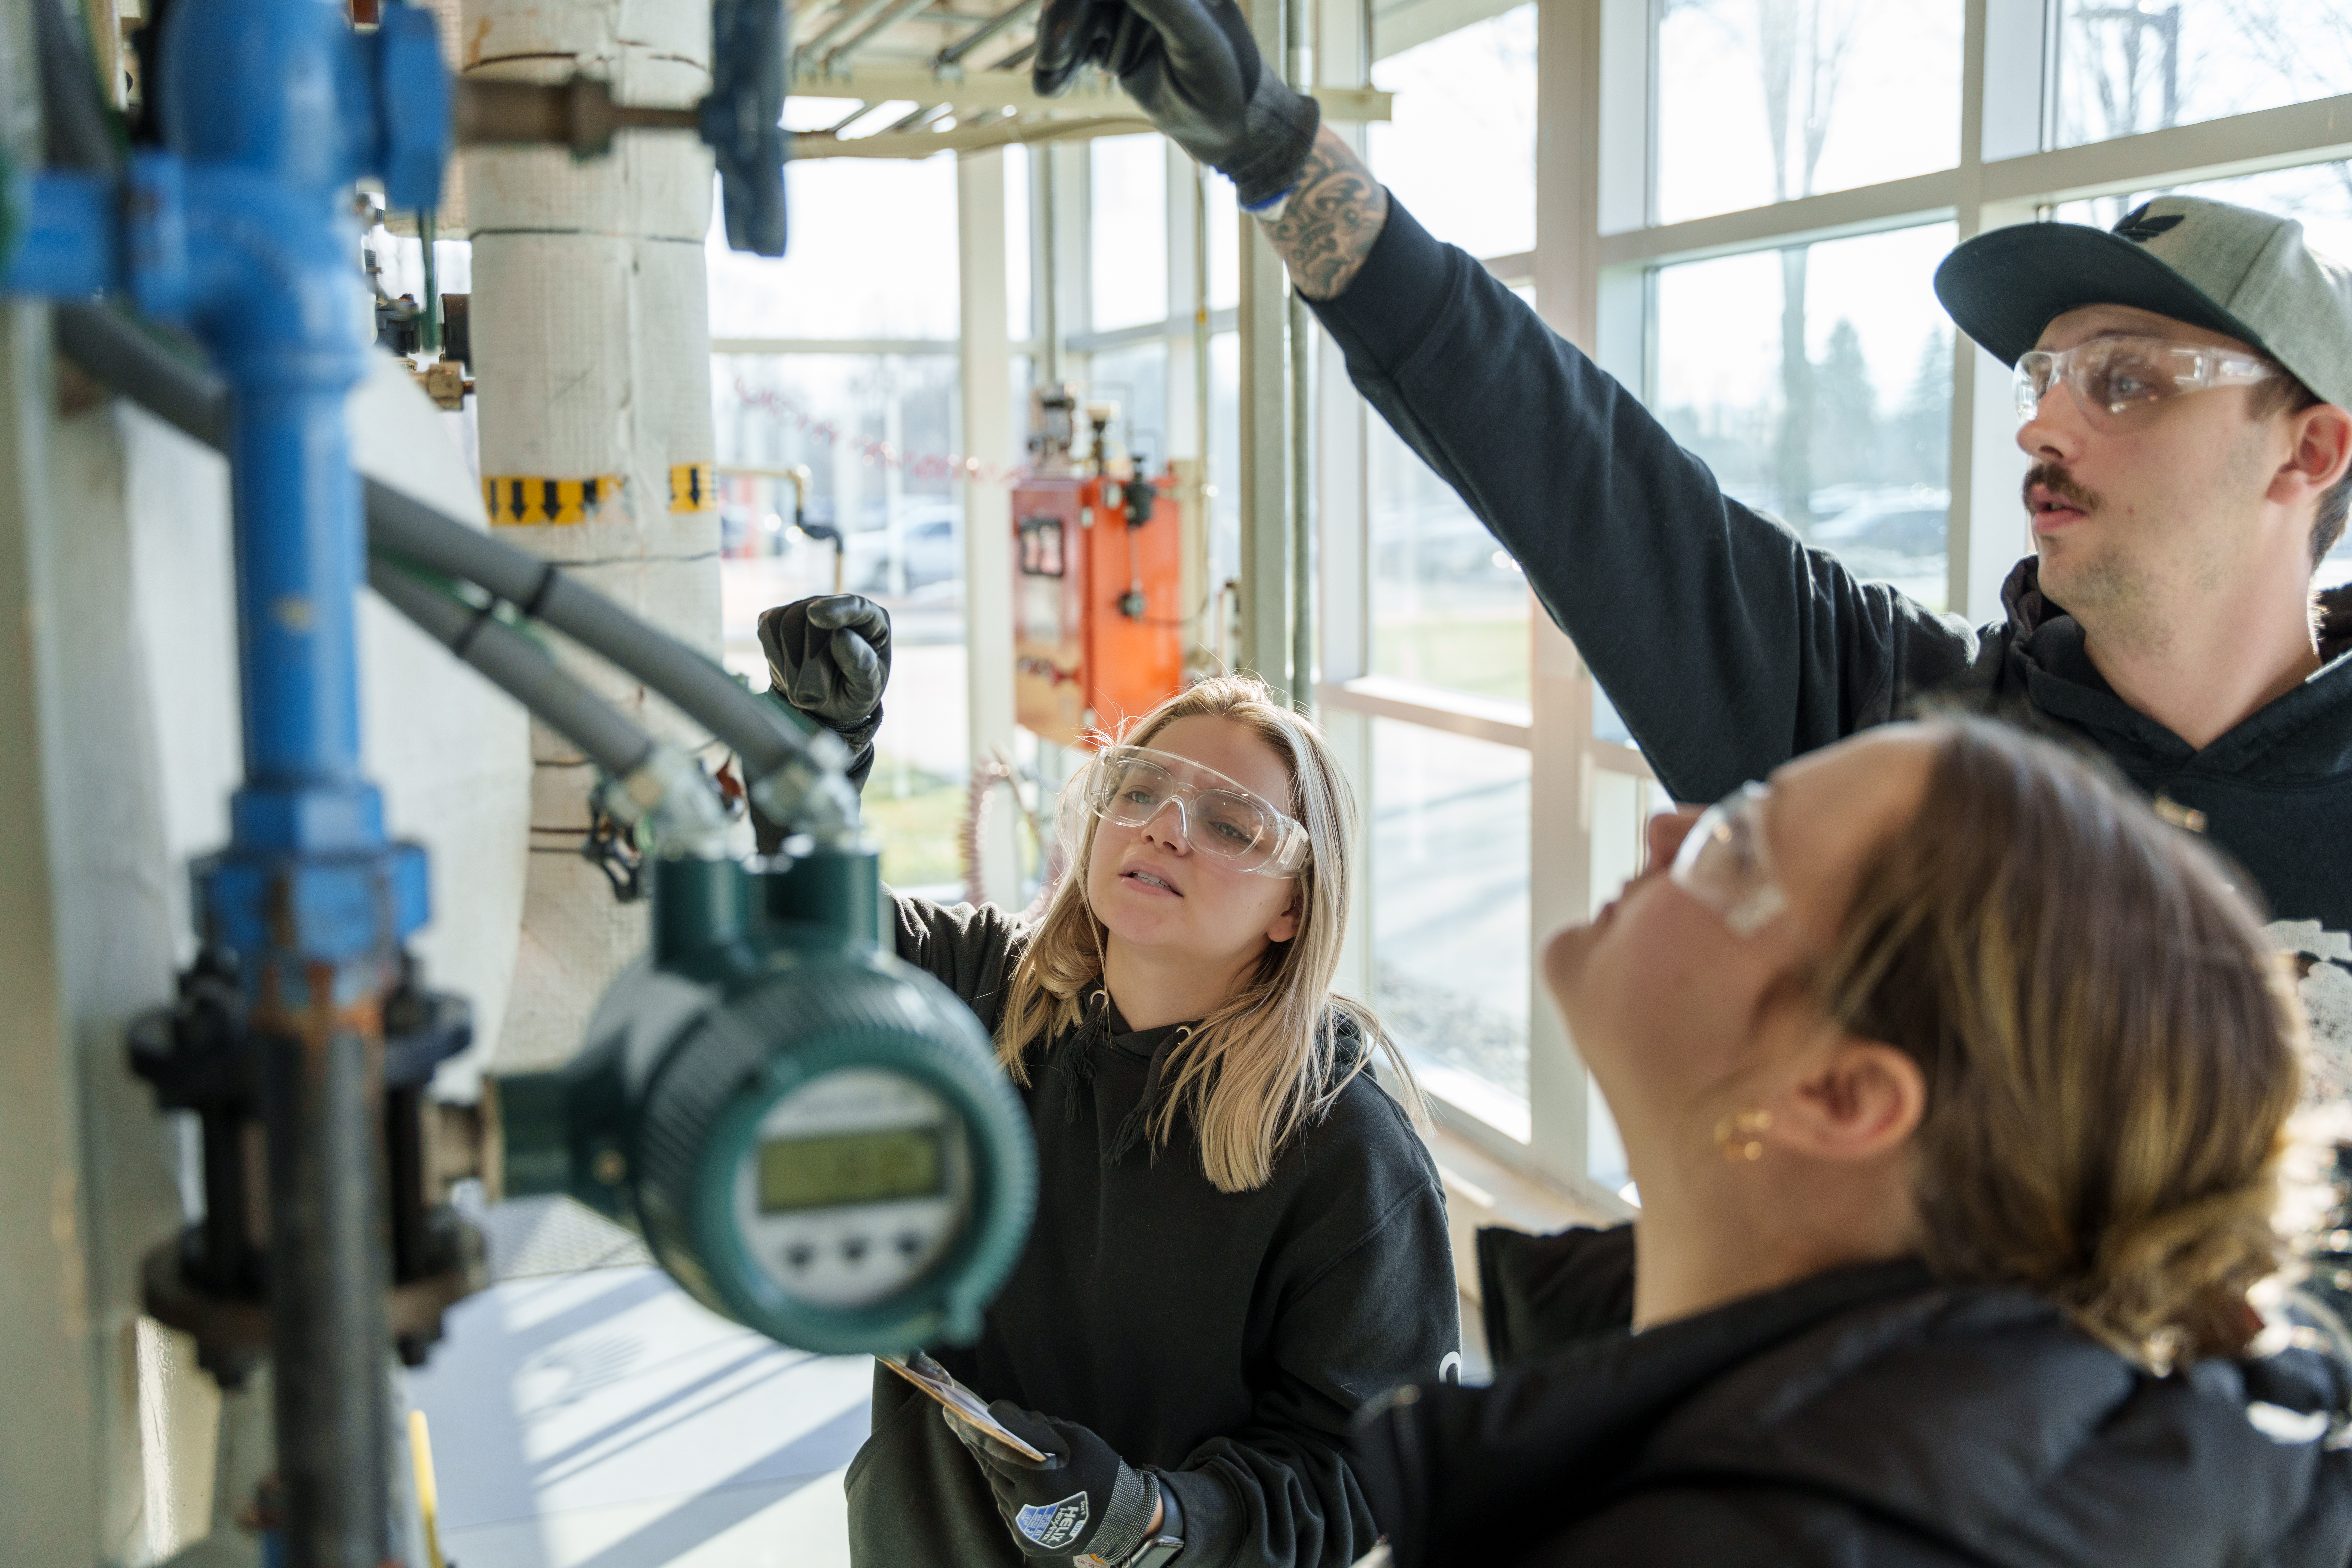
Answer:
[
  {"left": 1313, "top": 0, "right": 2352, "bottom": 1206},
  {"left": 1090, "top": 135, "right": 1169, "bottom": 333},
  {"left": 1652, "top": 0, "right": 1963, "bottom": 226},
  {"left": 716, "top": 353, "right": 969, "bottom": 892},
  {"left": 1357, "top": 4, "right": 1537, "bottom": 715},
  {"left": 717, "top": 0, "right": 2352, "bottom": 1218},
  {"left": 1366, "top": 419, "right": 1530, "bottom": 703},
  {"left": 709, "top": 136, "right": 972, "bottom": 893},
  {"left": 1371, "top": 720, "right": 1532, "bottom": 1135},
  {"left": 2052, "top": 1, "right": 2352, "bottom": 147},
  {"left": 1651, "top": 223, "right": 1957, "bottom": 608},
  {"left": 1368, "top": 5, "right": 1538, "bottom": 259},
  {"left": 708, "top": 153, "right": 959, "bottom": 341}
]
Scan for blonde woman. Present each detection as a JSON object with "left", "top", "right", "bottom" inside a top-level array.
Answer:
[
  {"left": 1350, "top": 715, "right": 2352, "bottom": 1568},
  {"left": 757, "top": 598, "right": 1458, "bottom": 1568}
]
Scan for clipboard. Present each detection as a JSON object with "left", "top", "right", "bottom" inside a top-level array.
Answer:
[{"left": 878, "top": 1349, "right": 1051, "bottom": 1462}]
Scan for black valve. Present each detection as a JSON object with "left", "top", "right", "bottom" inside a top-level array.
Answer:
[{"left": 130, "top": 949, "right": 485, "bottom": 1383}]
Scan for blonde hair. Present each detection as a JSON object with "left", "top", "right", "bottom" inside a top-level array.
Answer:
[
  {"left": 996, "top": 674, "right": 1417, "bottom": 1192},
  {"left": 1813, "top": 716, "right": 2303, "bottom": 1367}
]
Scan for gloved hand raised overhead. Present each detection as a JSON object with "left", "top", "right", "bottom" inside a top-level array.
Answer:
[
  {"left": 1032, "top": 0, "right": 1319, "bottom": 210},
  {"left": 754, "top": 594, "right": 890, "bottom": 812},
  {"left": 944, "top": 1399, "right": 1161, "bottom": 1563},
  {"left": 759, "top": 593, "right": 891, "bottom": 731}
]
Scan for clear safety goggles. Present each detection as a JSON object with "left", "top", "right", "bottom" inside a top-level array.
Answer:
[
  {"left": 2013, "top": 335, "right": 2276, "bottom": 433},
  {"left": 1077, "top": 745, "right": 1311, "bottom": 877},
  {"left": 1668, "top": 782, "right": 1787, "bottom": 938}
]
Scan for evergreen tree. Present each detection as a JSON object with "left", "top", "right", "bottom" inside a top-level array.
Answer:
[{"left": 1809, "top": 317, "right": 1878, "bottom": 496}]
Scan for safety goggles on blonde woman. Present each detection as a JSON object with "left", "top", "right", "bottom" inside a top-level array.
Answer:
[
  {"left": 1079, "top": 746, "right": 1311, "bottom": 877},
  {"left": 1669, "top": 781, "right": 1788, "bottom": 937}
]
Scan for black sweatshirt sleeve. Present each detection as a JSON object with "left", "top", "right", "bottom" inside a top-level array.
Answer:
[
  {"left": 1161, "top": 1157, "right": 1459, "bottom": 1568},
  {"left": 1307, "top": 199, "right": 1983, "bottom": 805},
  {"left": 890, "top": 892, "right": 1027, "bottom": 1035}
]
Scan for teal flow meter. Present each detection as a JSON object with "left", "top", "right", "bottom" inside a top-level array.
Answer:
[{"left": 489, "top": 848, "right": 1035, "bottom": 1355}]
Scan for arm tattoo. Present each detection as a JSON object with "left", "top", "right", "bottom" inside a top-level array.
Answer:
[{"left": 1259, "top": 125, "right": 1389, "bottom": 301}]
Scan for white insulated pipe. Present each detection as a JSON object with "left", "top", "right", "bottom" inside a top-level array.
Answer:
[{"left": 459, "top": 0, "right": 722, "bottom": 1076}]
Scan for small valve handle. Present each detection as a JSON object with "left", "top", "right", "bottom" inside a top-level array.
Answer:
[{"left": 702, "top": 0, "right": 789, "bottom": 257}]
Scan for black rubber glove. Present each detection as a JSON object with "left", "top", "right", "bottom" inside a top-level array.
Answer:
[
  {"left": 945, "top": 1400, "right": 1159, "bottom": 1563},
  {"left": 1032, "top": 0, "right": 1319, "bottom": 209},
  {"left": 751, "top": 596, "right": 889, "bottom": 851}
]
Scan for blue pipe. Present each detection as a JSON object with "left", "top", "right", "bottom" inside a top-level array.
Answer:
[{"left": 3, "top": 3, "right": 450, "bottom": 1561}]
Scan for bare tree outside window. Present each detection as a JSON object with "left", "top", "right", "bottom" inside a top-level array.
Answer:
[
  {"left": 2055, "top": 0, "right": 2352, "bottom": 158},
  {"left": 1664, "top": 0, "right": 1870, "bottom": 527}
]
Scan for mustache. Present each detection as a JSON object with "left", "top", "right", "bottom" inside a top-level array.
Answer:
[{"left": 2023, "top": 462, "right": 2103, "bottom": 514}]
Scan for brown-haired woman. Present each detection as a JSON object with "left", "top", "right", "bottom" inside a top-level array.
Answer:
[{"left": 1351, "top": 715, "right": 2352, "bottom": 1568}]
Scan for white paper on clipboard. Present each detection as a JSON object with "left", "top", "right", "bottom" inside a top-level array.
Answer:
[{"left": 878, "top": 1350, "right": 1051, "bottom": 1462}]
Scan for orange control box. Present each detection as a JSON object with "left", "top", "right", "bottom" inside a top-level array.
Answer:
[{"left": 1012, "top": 471, "right": 1185, "bottom": 749}]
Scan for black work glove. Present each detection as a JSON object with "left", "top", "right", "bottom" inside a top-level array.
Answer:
[
  {"left": 751, "top": 595, "right": 889, "bottom": 851},
  {"left": 945, "top": 1400, "right": 1159, "bottom": 1563},
  {"left": 1033, "top": 0, "right": 1319, "bottom": 209}
]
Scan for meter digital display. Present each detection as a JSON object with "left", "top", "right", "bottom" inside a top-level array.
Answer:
[
  {"left": 757, "top": 1128, "right": 945, "bottom": 1212},
  {"left": 730, "top": 1066, "right": 973, "bottom": 1311}
]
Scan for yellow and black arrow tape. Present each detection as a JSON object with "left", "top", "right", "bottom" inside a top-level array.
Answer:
[
  {"left": 669, "top": 463, "right": 718, "bottom": 513},
  {"left": 482, "top": 474, "right": 625, "bottom": 527}
]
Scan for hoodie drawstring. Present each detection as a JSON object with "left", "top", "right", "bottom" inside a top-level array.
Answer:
[
  {"left": 1105, "top": 1024, "right": 1192, "bottom": 1167},
  {"left": 1049, "top": 987, "right": 1115, "bottom": 1126}
]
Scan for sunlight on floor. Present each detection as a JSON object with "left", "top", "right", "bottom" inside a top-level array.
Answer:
[{"left": 408, "top": 1260, "right": 862, "bottom": 1568}]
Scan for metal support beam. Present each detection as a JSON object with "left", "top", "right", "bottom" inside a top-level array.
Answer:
[
  {"left": 936, "top": 0, "right": 1040, "bottom": 68},
  {"left": 1527, "top": 0, "right": 1604, "bottom": 1198},
  {"left": 1285, "top": 0, "right": 1313, "bottom": 715},
  {"left": 1236, "top": 0, "right": 1293, "bottom": 699},
  {"left": 957, "top": 148, "right": 1022, "bottom": 904},
  {"left": 787, "top": 63, "right": 1393, "bottom": 121}
]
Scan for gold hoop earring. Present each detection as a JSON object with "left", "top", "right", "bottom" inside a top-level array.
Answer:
[{"left": 1713, "top": 1108, "right": 1773, "bottom": 1162}]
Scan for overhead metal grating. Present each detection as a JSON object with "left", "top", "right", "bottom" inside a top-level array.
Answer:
[{"left": 784, "top": 0, "right": 1390, "bottom": 160}]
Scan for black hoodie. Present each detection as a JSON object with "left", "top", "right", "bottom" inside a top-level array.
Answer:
[
  {"left": 843, "top": 895, "right": 1460, "bottom": 1568},
  {"left": 1307, "top": 199, "right": 2352, "bottom": 1082},
  {"left": 1351, "top": 1256, "right": 2352, "bottom": 1568}
]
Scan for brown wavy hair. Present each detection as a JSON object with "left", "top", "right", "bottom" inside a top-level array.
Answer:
[
  {"left": 1813, "top": 716, "right": 2304, "bottom": 1367},
  {"left": 994, "top": 674, "right": 1417, "bottom": 1192}
]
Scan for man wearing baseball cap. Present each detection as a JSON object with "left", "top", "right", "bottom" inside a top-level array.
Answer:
[{"left": 1032, "top": 0, "right": 2352, "bottom": 1073}]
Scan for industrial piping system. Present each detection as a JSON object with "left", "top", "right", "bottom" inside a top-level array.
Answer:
[{"left": 2, "top": 1, "right": 1036, "bottom": 1563}]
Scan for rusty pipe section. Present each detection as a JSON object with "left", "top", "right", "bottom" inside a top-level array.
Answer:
[
  {"left": 258, "top": 957, "right": 395, "bottom": 1567},
  {"left": 454, "top": 76, "right": 699, "bottom": 157}
]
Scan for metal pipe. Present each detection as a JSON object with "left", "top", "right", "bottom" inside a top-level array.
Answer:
[
  {"left": 364, "top": 487, "right": 849, "bottom": 820},
  {"left": 1285, "top": 0, "right": 1312, "bottom": 715},
  {"left": 796, "top": 0, "right": 908, "bottom": 70},
  {"left": 366, "top": 559, "right": 659, "bottom": 779},
  {"left": 936, "top": 0, "right": 1038, "bottom": 67},
  {"left": 826, "top": 0, "right": 938, "bottom": 70},
  {"left": 155, "top": 2, "right": 418, "bottom": 1556},
  {"left": 54, "top": 305, "right": 226, "bottom": 444},
  {"left": 1037, "top": 143, "right": 1059, "bottom": 382},
  {"left": 420, "top": 209, "right": 440, "bottom": 355},
  {"left": 1192, "top": 159, "right": 1210, "bottom": 651},
  {"left": 49, "top": 301, "right": 848, "bottom": 834},
  {"left": 883, "top": 100, "right": 950, "bottom": 134}
]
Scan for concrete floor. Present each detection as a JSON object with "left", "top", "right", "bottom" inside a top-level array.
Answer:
[
  {"left": 408, "top": 1261, "right": 1487, "bottom": 1568},
  {"left": 406, "top": 1264, "right": 864, "bottom": 1568}
]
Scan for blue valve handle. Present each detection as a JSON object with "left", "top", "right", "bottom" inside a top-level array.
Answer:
[{"left": 704, "top": 0, "right": 790, "bottom": 258}]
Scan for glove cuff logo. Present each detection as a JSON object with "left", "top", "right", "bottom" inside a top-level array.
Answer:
[{"left": 1017, "top": 1492, "right": 1090, "bottom": 1550}]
